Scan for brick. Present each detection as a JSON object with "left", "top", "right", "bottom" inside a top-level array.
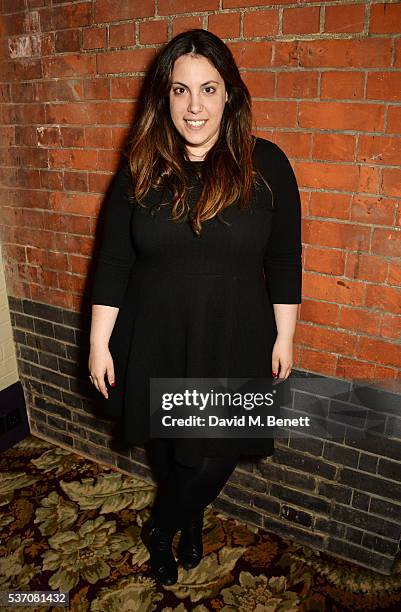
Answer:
[
  {"left": 333, "top": 502, "right": 401, "bottom": 539},
  {"left": 283, "top": 6, "right": 320, "bottom": 35},
  {"left": 252, "top": 492, "right": 280, "bottom": 515},
  {"left": 338, "top": 305, "right": 381, "bottom": 336},
  {"left": 369, "top": 2, "right": 401, "bottom": 33},
  {"left": 382, "top": 168, "right": 401, "bottom": 198},
  {"left": 109, "top": 23, "right": 135, "bottom": 48},
  {"left": 365, "top": 284, "right": 401, "bottom": 316},
  {"left": 158, "top": 0, "right": 218, "bottom": 15},
  {"left": 300, "top": 274, "right": 365, "bottom": 308},
  {"left": 339, "top": 465, "right": 401, "bottom": 499},
  {"left": 95, "top": 0, "right": 154, "bottom": 23},
  {"left": 277, "top": 71, "right": 318, "bottom": 99},
  {"left": 352, "top": 490, "right": 370, "bottom": 511},
  {"left": 43, "top": 54, "right": 96, "bottom": 78},
  {"left": 346, "top": 526, "right": 363, "bottom": 544},
  {"left": 325, "top": 4, "right": 365, "bottom": 33},
  {"left": 213, "top": 497, "right": 263, "bottom": 527},
  {"left": 263, "top": 514, "right": 326, "bottom": 549},
  {"left": 243, "top": 10, "right": 279, "bottom": 37},
  {"left": 358, "top": 452, "right": 379, "bottom": 473},
  {"left": 139, "top": 20, "right": 168, "bottom": 45},
  {"left": 377, "top": 458, "right": 401, "bottom": 482},
  {"left": 299, "top": 101, "right": 385, "bottom": 132},
  {"left": 55, "top": 29, "right": 80, "bottom": 54},
  {"left": 362, "top": 533, "right": 399, "bottom": 557},
  {"left": 172, "top": 15, "right": 203, "bottom": 36},
  {"left": 328, "top": 537, "right": 394, "bottom": 573},
  {"left": 97, "top": 48, "right": 157, "bottom": 74},
  {"left": 367, "top": 72, "right": 401, "bottom": 102},
  {"left": 304, "top": 247, "right": 345, "bottom": 275},
  {"left": 208, "top": 12, "right": 240, "bottom": 38},
  {"left": 273, "top": 447, "right": 336, "bottom": 480},
  {"left": 228, "top": 41, "right": 273, "bottom": 68},
  {"left": 315, "top": 517, "right": 346, "bottom": 538},
  {"left": 321, "top": 70, "right": 365, "bottom": 100},
  {"left": 253, "top": 100, "right": 297, "bottom": 128},
  {"left": 281, "top": 505, "right": 313, "bottom": 527},
  {"left": 297, "top": 39, "right": 391, "bottom": 69},
  {"left": 323, "top": 441, "right": 359, "bottom": 467},
  {"left": 370, "top": 497, "right": 401, "bottom": 522},
  {"left": 83, "top": 28, "right": 107, "bottom": 50}
]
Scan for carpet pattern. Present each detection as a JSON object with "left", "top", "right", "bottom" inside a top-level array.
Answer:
[{"left": 1, "top": 435, "right": 400, "bottom": 611}]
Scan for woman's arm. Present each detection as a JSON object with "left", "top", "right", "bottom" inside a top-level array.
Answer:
[
  {"left": 260, "top": 140, "right": 303, "bottom": 378},
  {"left": 89, "top": 160, "right": 136, "bottom": 397},
  {"left": 91, "top": 159, "right": 136, "bottom": 310}
]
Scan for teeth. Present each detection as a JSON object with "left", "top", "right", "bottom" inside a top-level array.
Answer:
[{"left": 186, "top": 120, "right": 206, "bottom": 126}]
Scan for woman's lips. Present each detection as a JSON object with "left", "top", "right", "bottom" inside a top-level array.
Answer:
[{"left": 185, "top": 119, "right": 208, "bottom": 130}]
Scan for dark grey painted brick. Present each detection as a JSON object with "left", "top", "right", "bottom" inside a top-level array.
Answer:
[
  {"left": 34, "top": 421, "right": 73, "bottom": 447},
  {"left": 213, "top": 497, "right": 263, "bottom": 528},
  {"left": 327, "top": 537, "right": 394, "bottom": 575},
  {"left": 332, "top": 503, "right": 401, "bottom": 539},
  {"left": 350, "top": 384, "right": 401, "bottom": 418},
  {"left": 357, "top": 452, "right": 378, "bottom": 474},
  {"left": 222, "top": 483, "right": 252, "bottom": 505},
  {"left": 378, "top": 458, "right": 401, "bottom": 482},
  {"left": 369, "top": 497, "right": 401, "bottom": 522},
  {"left": 361, "top": 533, "right": 400, "bottom": 557},
  {"left": 270, "top": 483, "right": 331, "bottom": 514},
  {"left": 287, "top": 433, "right": 324, "bottom": 456},
  {"left": 281, "top": 505, "right": 313, "bottom": 528},
  {"left": 263, "top": 514, "right": 326, "bottom": 548},
  {"left": 47, "top": 415, "right": 67, "bottom": 431},
  {"left": 251, "top": 492, "right": 280, "bottom": 516},
  {"left": 34, "top": 396, "right": 72, "bottom": 420},
  {"left": 317, "top": 481, "right": 352, "bottom": 505},
  {"left": 346, "top": 526, "right": 364, "bottom": 545},
  {"left": 256, "top": 461, "right": 316, "bottom": 491},
  {"left": 230, "top": 469, "right": 266, "bottom": 493},
  {"left": 314, "top": 517, "right": 346, "bottom": 538},
  {"left": 23, "top": 299, "right": 63, "bottom": 323},
  {"left": 344, "top": 432, "right": 401, "bottom": 462},
  {"left": 273, "top": 447, "right": 337, "bottom": 480},
  {"left": 352, "top": 491, "right": 370, "bottom": 512},
  {"left": 339, "top": 467, "right": 401, "bottom": 501},
  {"left": 323, "top": 441, "right": 359, "bottom": 467}
]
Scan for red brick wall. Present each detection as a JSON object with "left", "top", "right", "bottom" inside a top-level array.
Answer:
[{"left": 1, "top": 0, "right": 400, "bottom": 380}]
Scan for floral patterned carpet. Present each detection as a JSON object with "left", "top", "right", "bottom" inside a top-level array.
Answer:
[{"left": 1, "top": 434, "right": 401, "bottom": 612}]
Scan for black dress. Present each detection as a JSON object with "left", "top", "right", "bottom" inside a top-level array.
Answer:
[{"left": 91, "top": 136, "right": 302, "bottom": 466}]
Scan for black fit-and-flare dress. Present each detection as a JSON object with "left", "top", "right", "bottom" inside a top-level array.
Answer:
[{"left": 91, "top": 136, "right": 302, "bottom": 466}]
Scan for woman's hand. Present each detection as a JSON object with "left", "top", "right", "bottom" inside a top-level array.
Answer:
[
  {"left": 271, "top": 335, "right": 294, "bottom": 380},
  {"left": 88, "top": 344, "right": 115, "bottom": 399}
]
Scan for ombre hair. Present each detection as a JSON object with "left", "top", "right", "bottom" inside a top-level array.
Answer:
[{"left": 126, "top": 28, "right": 272, "bottom": 237}]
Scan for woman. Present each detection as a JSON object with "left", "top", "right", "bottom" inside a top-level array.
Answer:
[{"left": 89, "top": 29, "right": 302, "bottom": 586}]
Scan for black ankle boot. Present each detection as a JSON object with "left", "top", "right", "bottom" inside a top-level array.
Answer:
[
  {"left": 177, "top": 510, "right": 204, "bottom": 570},
  {"left": 140, "top": 515, "right": 178, "bottom": 585}
]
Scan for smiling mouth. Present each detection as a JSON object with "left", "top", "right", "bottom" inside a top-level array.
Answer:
[{"left": 185, "top": 120, "right": 207, "bottom": 128}]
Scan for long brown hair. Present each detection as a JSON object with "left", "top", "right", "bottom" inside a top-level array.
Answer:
[{"left": 126, "top": 28, "right": 272, "bottom": 237}]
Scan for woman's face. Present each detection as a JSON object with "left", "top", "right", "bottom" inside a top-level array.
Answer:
[{"left": 169, "top": 53, "right": 228, "bottom": 160}]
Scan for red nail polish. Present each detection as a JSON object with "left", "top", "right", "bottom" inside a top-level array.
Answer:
[
  {"left": 272, "top": 372, "right": 277, "bottom": 377},
  {"left": 111, "top": 382, "right": 116, "bottom": 387}
]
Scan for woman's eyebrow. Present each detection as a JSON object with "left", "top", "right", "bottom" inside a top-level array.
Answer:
[{"left": 171, "top": 80, "right": 220, "bottom": 87}]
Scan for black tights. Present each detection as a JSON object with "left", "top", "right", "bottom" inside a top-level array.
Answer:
[{"left": 145, "top": 438, "right": 240, "bottom": 532}]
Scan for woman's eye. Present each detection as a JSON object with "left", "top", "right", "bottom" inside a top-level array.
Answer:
[{"left": 172, "top": 87, "right": 216, "bottom": 95}]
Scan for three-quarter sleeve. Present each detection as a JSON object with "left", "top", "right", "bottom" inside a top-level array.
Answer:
[
  {"left": 91, "top": 160, "right": 136, "bottom": 308},
  {"left": 260, "top": 141, "right": 302, "bottom": 304}
]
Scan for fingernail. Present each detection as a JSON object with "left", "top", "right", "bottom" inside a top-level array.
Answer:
[
  {"left": 272, "top": 372, "right": 277, "bottom": 377},
  {"left": 111, "top": 382, "right": 116, "bottom": 387}
]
